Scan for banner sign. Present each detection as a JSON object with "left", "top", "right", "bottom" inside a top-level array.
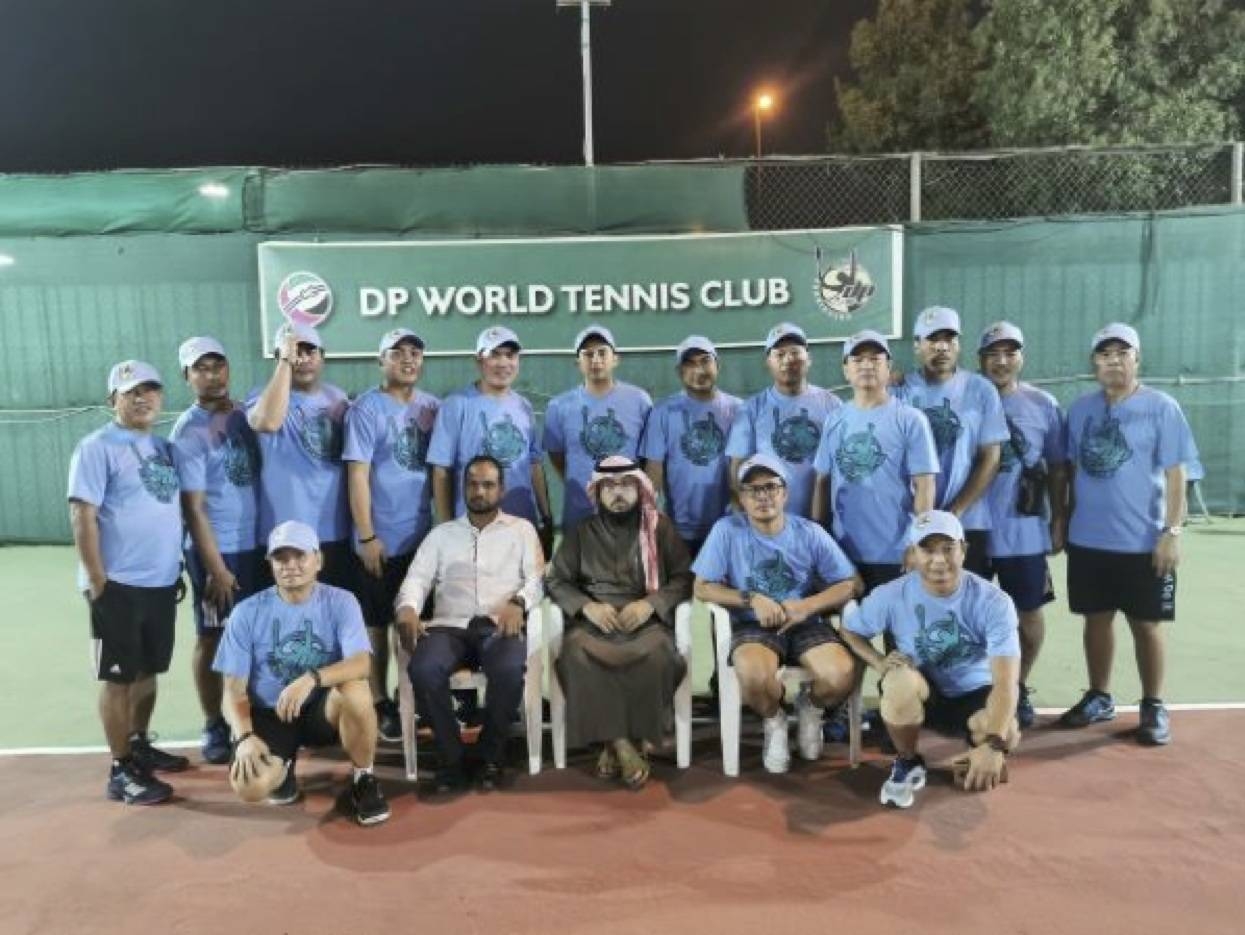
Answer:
[{"left": 257, "top": 228, "right": 902, "bottom": 357}]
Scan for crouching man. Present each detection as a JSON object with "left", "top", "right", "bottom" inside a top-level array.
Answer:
[
  {"left": 214, "top": 521, "right": 390, "bottom": 826},
  {"left": 841, "top": 510, "right": 1021, "bottom": 808}
]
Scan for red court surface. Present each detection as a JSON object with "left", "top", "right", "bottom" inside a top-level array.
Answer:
[{"left": 3, "top": 711, "right": 1243, "bottom": 935}]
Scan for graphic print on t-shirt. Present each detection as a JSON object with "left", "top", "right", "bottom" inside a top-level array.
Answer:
[
  {"left": 295, "top": 408, "right": 342, "bottom": 462},
  {"left": 923, "top": 399, "right": 962, "bottom": 456},
  {"left": 222, "top": 432, "right": 260, "bottom": 487},
  {"left": 746, "top": 549, "right": 798, "bottom": 600},
  {"left": 1080, "top": 414, "right": 1133, "bottom": 478},
  {"left": 914, "top": 604, "right": 975, "bottom": 669},
  {"left": 998, "top": 416, "right": 1029, "bottom": 473},
  {"left": 390, "top": 413, "right": 431, "bottom": 471},
  {"left": 132, "top": 444, "right": 179, "bottom": 503},
  {"left": 679, "top": 409, "right": 726, "bottom": 466},
  {"left": 266, "top": 618, "right": 331, "bottom": 684},
  {"left": 579, "top": 406, "right": 627, "bottom": 461},
  {"left": 480, "top": 411, "right": 525, "bottom": 466},
  {"left": 835, "top": 422, "right": 886, "bottom": 482},
  {"left": 770, "top": 407, "right": 820, "bottom": 463}
]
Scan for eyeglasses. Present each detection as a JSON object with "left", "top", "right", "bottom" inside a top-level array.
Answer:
[
  {"left": 385, "top": 346, "right": 423, "bottom": 361},
  {"left": 598, "top": 477, "right": 637, "bottom": 492},
  {"left": 578, "top": 347, "right": 613, "bottom": 362},
  {"left": 740, "top": 482, "right": 785, "bottom": 499}
]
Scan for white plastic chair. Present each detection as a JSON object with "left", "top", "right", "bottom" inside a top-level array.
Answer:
[
  {"left": 547, "top": 601, "right": 693, "bottom": 770},
  {"left": 708, "top": 601, "right": 861, "bottom": 777},
  {"left": 390, "top": 605, "right": 545, "bottom": 782}
]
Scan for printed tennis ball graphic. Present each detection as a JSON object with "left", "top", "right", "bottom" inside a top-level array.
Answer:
[{"left": 277, "top": 271, "right": 333, "bottom": 327}]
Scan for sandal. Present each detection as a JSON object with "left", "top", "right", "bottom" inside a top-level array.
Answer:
[
  {"left": 614, "top": 741, "right": 650, "bottom": 791},
  {"left": 595, "top": 745, "right": 620, "bottom": 780}
]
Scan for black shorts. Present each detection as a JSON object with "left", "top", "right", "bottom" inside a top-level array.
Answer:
[
  {"left": 962, "top": 530, "right": 991, "bottom": 578},
  {"left": 730, "top": 617, "right": 845, "bottom": 665},
  {"left": 1067, "top": 543, "right": 1177, "bottom": 621},
  {"left": 982, "top": 553, "right": 1055, "bottom": 613},
  {"left": 352, "top": 550, "right": 416, "bottom": 629},
  {"left": 857, "top": 562, "right": 903, "bottom": 595},
  {"left": 89, "top": 581, "right": 178, "bottom": 683},
  {"left": 249, "top": 688, "right": 339, "bottom": 762},
  {"left": 184, "top": 547, "right": 264, "bottom": 637},
  {"left": 924, "top": 683, "right": 992, "bottom": 738}
]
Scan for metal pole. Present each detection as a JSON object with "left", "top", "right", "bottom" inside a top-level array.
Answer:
[
  {"left": 1232, "top": 142, "right": 1243, "bottom": 205},
  {"left": 910, "top": 151, "right": 923, "bottom": 222},
  {"left": 580, "top": 0, "right": 594, "bottom": 167},
  {"left": 754, "top": 105, "right": 762, "bottom": 159}
]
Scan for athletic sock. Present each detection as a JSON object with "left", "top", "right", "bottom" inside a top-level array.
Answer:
[{"left": 353, "top": 766, "right": 374, "bottom": 782}]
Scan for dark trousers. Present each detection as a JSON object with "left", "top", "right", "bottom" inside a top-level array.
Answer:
[{"left": 407, "top": 617, "right": 526, "bottom": 769}]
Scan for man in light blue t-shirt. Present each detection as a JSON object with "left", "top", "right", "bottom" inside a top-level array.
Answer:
[
  {"left": 812, "top": 330, "right": 938, "bottom": 593},
  {"left": 726, "top": 322, "right": 844, "bottom": 519},
  {"left": 642, "top": 335, "right": 741, "bottom": 559},
  {"left": 895, "top": 306, "right": 1009, "bottom": 579},
  {"left": 842, "top": 510, "right": 1021, "bottom": 809},
  {"left": 427, "top": 326, "right": 555, "bottom": 555},
  {"left": 213, "top": 521, "right": 389, "bottom": 826},
  {"left": 975, "top": 322, "right": 1068, "bottom": 730},
  {"left": 693, "top": 455, "right": 860, "bottom": 774},
  {"left": 170, "top": 336, "right": 263, "bottom": 765},
  {"left": 343, "top": 327, "right": 440, "bottom": 745},
  {"left": 68, "top": 360, "right": 188, "bottom": 806},
  {"left": 1058, "top": 323, "right": 1193, "bottom": 747},
  {"left": 544, "top": 325, "right": 652, "bottom": 532},
  {"left": 247, "top": 323, "right": 353, "bottom": 593}
]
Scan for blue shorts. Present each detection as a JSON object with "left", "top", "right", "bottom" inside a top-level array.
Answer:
[
  {"left": 729, "top": 617, "right": 844, "bottom": 665},
  {"left": 982, "top": 553, "right": 1054, "bottom": 613},
  {"left": 184, "top": 547, "right": 264, "bottom": 637}
]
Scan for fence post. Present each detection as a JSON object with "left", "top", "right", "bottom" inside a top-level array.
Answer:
[
  {"left": 910, "top": 152, "right": 922, "bottom": 222},
  {"left": 1232, "top": 142, "right": 1243, "bottom": 205}
]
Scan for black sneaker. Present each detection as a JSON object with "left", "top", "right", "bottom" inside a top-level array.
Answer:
[
  {"left": 476, "top": 761, "right": 505, "bottom": 793},
  {"left": 351, "top": 773, "right": 390, "bottom": 826},
  {"left": 200, "top": 717, "right": 232, "bottom": 765},
  {"left": 430, "top": 765, "right": 468, "bottom": 796},
  {"left": 267, "top": 757, "right": 301, "bottom": 805},
  {"left": 106, "top": 760, "right": 173, "bottom": 805},
  {"left": 375, "top": 699, "right": 402, "bottom": 744},
  {"left": 1137, "top": 698, "right": 1171, "bottom": 746},
  {"left": 1058, "top": 690, "right": 1116, "bottom": 728},
  {"left": 129, "top": 732, "right": 190, "bottom": 773},
  {"left": 1016, "top": 683, "right": 1036, "bottom": 730}
]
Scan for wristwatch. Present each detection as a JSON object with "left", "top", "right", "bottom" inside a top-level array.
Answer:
[
  {"left": 983, "top": 733, "right": 1009, "bottom": 753},
  {"left": 1161, "top": 525, "right": 1183, "bottom": 537},
  {"left": 738, "top": 590, "right": 753, "bottom": 609}
]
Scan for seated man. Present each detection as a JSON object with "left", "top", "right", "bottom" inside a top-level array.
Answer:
[
  {"left": 547, "top": 456, "right": 693, "bottom": 789},
  {"left": 841, "top": 510, "right": 1021, "bottom": 809},
  {"left": 214, "top": 521, "right": 389, "bottom": 826},
  {"left": 692, "top": 454, "right": 861, "bottom": 773},
  {"left": 395, "top": 455, "right": 544, "bottom": 793}
]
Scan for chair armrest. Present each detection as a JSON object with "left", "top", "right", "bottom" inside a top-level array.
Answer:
[
  {"left": 674, "top": 601, "right": 692, "bottom": 658},
  {"left": 524, "top": 603, "right": 544, "bottom": 662}
]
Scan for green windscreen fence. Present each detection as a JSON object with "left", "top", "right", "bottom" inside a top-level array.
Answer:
[{"left": 0, "top": 165, "right": 1240, "bottom": 541}]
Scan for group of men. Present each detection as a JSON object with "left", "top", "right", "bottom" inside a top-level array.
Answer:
[{"left": 68, "top": 304, "right": 1194, "bottom": 818}]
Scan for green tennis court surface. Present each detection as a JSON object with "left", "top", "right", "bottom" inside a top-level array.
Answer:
[{"left": 4, "top": 519, "right": 1244, "bottom": 750}]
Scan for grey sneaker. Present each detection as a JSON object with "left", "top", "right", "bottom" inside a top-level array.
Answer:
[
  {"left": 880, "top": 754, "right": 927, "bottom": 809},
  {"left": 761, "top": 710, "right": 790, "bottom": 774},
  {"left": 794, "top": 687, "right": 824, "bottom": 761},
  {"left": 1136, "top": 698, "right": 1171, "bottom": 746},
  {"left": 1058, "top": 690, "right": 1115, "bottom": 728}
]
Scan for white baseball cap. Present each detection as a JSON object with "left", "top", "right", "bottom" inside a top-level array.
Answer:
[
  {"left": 1091, "top": 322, "right": 1140, "bottom": 352},
  {"left": 909, "top": 510, "right": 965, "bottom": 545},
  {"left": 675, "top": 334, "right": 717, "bottom": 363},
  {"left": 574, "top": 325, "right": 617, "bottom": 352},
  {"left": 266, "top": 520, "right": 320, "bottom": 556},
  {"left": 913, "top": 306, "right": 962, "bottom": 339},
  {"left": 764, "top": 322, "right": 808, "bottom": 353},
  {"left": 178, "top": 336, "right": 228, "bottom": 369},
  {"left": 476, "top": 326, "right": 522, "bottom": 356},
  {"left": 107, "top": 360, "right": 163, "bottom": 395},
  {"left": 979, "top": 321, "right": 1025, "bottom": 351},
  {"left": 378, "top": 328, "right": 425, "bottom": 354},
  {"left": 274, "top": 321, "right": 323, "bottom": 351},
  {"left": 842, "top": 329, "right": 891, "bottom": 359},
  {"left": 737, "top": 453, "right": 790, "bottom": 485}
]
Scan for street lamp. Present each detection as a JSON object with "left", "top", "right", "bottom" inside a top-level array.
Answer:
[{"left": 753, "top": 91, "right": 774, "bottom": 159}]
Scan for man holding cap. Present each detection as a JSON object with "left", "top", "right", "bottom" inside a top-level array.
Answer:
[
  {"left": 427, "top": 326, "right": 554, "bottom": 551},
  {"left": 343, "top": 327, "right": 439, "bottom": 743},
  {"left": 812, "top": 329, "right": 939, "bottom": 593},
  {"left": 841, "top": 510, "right": 1021, "bottom": 808},
  {"left": 170, "top": 336, "right": 264, "bottom": 764},
  {"left": 693, "top": 454, "right": 860, "bottom": 773},
  {"left": 68, "top": 360, "right": 188, "bottom": 805},
  {"left": 544, "top": 326, "right": 652, "bottom": 533},
  {"left": 727, "top": 322, "right": 843, "bottom": 519},
  {"left": 895, "top": 306, "right": 1009, "bottom": 577},
  {"left": 641, "top": 335, "right": 741, "bottom": 560},
  {"left": 1059, "top": 323, "right": 1193, "bottom": 745},
  {"left": 247, "top": 322, "right": 353, "bottom": 591},
  {"left": 977, "top": 322, "right": 1068, "bottom": 728}
]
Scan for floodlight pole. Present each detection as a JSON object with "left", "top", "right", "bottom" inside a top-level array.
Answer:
[{"left": 559, "top": 0, "right": 610, "bottom": 167}]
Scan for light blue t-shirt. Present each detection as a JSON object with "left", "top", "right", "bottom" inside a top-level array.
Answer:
[
  {"left": 66, "top": 423, "right": 183, "bottom": 589},
  {"left": 812, "top": 396, "right": 940, "bottom": 564},
  {"left": 426, "top": 384, "right": 542, "bottom": 524},
  {"left": 247, "top": 384, "right": 350, "bottom": 544},
  {"left": 213, "top": 584, "right": 370, "bottom": 709},
  {"left": 984, "top": 384, "right": 1066, "bottom": 558},
  {"left": 726, "top": 385, "right": 844, "bottom": 518},
  {"left": 692, "top": 512, "right": 857, "bottom": 625},
  {"left": 543, "top": 382, "right": 652, "bottom": 530},
  {"left": 895, "top": 370, "right": 1009, "bottom": 532},
  {"left": 342, "top": 387, "right": 440, "bottom": 557},
  {"left": 639, "top": 389, "right": 742, "bottom": 542},
  {"left": 169, "top": 402, "right": 261, "bottom": 554},
  {"left": 1066, "top": 385, "right": 1192, "bottom": 552},
  {"left": 844, "top": 571, "right": 1020, "bottom": 697}
]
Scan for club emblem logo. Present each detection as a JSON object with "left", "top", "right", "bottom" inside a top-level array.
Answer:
[{"left": 277, "top": 271, "right": 333, "bottom": 327}]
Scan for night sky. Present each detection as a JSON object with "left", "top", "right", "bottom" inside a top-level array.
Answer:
[{"left": 0, "top": 0, "right": 875, "bottom": 172}]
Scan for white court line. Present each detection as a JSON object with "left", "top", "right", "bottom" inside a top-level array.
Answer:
[{"left": 2, "top": 703, "right": 1244, "bottom": 757}]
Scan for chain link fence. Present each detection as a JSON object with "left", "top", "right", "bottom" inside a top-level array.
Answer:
[{"left": 736, "top": 142, "right": 1241, "bottom": 229}]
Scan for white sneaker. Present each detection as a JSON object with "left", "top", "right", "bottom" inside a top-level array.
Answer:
[
  {"left": 880, "top": 755, "right": 927, "bottom": 808},
  {"left": 795, "top": 687, "right": 824, "bottom": 761},
  {"left": 761, "top": 710, "right": 790, "bottom": 773}
]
